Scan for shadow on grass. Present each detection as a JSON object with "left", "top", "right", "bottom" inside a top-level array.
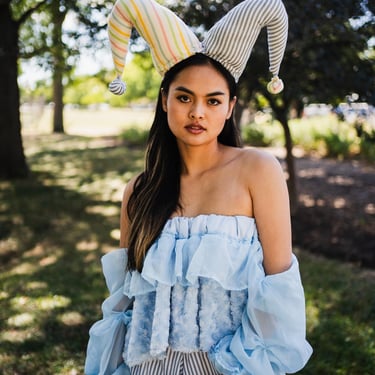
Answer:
[
  {"left": 292, "top": 157, "right": 375, "bottom": 268},
  {"left": 0, "top": 135, "right": 144, "bottom": 374}
]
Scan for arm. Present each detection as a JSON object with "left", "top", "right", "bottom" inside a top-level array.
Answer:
[
  {"left": 209, "top": 150, "right": 312, "bottom": 374},
  {"left": 249, "top": 150, "right": 292, "bottom": 275},
  {"left": 120, "top": 176, "right": 138, "bottom": 248},
  {"left": 209, "top": 255, "right": 312, "bottom": 375}
]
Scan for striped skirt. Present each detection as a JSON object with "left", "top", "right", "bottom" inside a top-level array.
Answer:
[{"left": 130, "top": 348, "right": 222, "bottom": 375}]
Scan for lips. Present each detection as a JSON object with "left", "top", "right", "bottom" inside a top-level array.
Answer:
[{"left": 185, "top": 123, "right": 206, "bottom": 134}]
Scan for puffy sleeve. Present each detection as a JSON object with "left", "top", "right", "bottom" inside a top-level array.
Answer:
[
  {"left": 85, "top": 249, "right": 133, "bottom": 375},
  {"left": 209, "top": 254, "right": 313, "bottom": 375}
]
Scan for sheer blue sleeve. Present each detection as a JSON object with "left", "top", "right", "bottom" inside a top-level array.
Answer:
[
  {"left": 209, "top": 255, "right": 313, "bottom": 375},
  {"left": 85, "top": 249, "right": 133, "bottom": 375}
]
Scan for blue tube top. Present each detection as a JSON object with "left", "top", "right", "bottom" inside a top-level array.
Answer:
[{"left": 85, "top": 214, "right": 312, "bottom": 375}]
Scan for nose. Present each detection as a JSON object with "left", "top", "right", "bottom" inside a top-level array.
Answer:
[{"left": 189, "top": 102, "right": 204, "bottom": 119}]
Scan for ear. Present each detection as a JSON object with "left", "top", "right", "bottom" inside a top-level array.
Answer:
[
  {"left": 226, "top": 96, "right": 237, "bottom": 119},
  {"left": 161, "top": 88, "right": 168, "bottom": 112}
]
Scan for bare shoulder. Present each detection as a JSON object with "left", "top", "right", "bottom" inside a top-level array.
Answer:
[
  {"left": 239, "top": 146, "right": 281, "bottom": 165},
  {"left": 238, "top": 147, "right": 285, "bottom": 183}
]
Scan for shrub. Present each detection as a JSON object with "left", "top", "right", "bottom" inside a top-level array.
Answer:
[
  {"left": 356, "top": 123, "right": 375, "bottom": 162},
  {"left": 318, "top": 131, "right": 352, "bottom": 158},
  {"left": 241, "top": 124, "right": 272, "bottom": 147},
  {"left": 120, "top": 126, "right": 149, "bottom": 147},
  {"left": 360, "top": 137, "right": 375, "bottom": 162}
]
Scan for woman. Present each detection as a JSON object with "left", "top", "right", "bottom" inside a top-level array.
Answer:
[
  {"left": 85, "top": 53, "right": 312, "bottom": 375},
  {"left": 85, "top": 1, "right": 312, "bottom": 374}
]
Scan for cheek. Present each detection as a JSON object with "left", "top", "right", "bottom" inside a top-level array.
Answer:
[
  {"left": 166, "top": 102, "right": 186, "bottom": 121},
  {"left": 166, "top": 109, "right": 181, "bottom": 133}
]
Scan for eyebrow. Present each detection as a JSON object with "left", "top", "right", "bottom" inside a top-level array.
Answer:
[{"left": 174, "top": 86, "right": 225, "bottom": 97}]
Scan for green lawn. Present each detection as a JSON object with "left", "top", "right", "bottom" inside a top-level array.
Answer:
[{"left": 0, "top": 112, "right": 374, "bottom": 374}]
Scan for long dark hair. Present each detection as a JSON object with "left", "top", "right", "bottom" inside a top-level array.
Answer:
[{"left": 127, "top": 53, "right": 242, "bottom": 271}]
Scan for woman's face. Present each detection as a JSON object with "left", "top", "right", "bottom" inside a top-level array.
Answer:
[{"left": 162, "top": 63, "right": 236, "bottom": 148}]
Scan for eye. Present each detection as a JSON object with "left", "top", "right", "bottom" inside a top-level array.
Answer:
[
  {"left": 177, "top": 95, "right": 190, "bottom": 103},
  {"left": 208, "top": 98, "right": 221, "bottom": 106}
]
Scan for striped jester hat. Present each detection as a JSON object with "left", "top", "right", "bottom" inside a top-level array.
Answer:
[{"left": 108, "top": 0, "right": 288, "bottom": 95}]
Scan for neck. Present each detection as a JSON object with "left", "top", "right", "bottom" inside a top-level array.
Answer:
[{"left": 178, "top": 141, "right": 225, "bottom": 176}]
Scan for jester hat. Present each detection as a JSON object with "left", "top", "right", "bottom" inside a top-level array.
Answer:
[{"left": 108, "top": 0, "right": 288, "bottom": 95}]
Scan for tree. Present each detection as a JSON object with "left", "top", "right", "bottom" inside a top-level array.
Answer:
[
  {"left": 19, "top": 0, "right": 111, "bottom": 133},
  {"left": 0, "top": 0, "right": 111, "bottom": 179},
  {"left": 0, "top": 0, "right": 48, "bottom": 179},
  {"left": 171, "top": 0, "right": 375, "bottom": 212},
  {"left": 245, "top": 0, "right": 374, "bottom": 211}
]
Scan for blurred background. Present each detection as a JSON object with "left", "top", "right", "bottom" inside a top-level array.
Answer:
[{"left": 0, "top": 0, "right": 374, "bottom": 374}]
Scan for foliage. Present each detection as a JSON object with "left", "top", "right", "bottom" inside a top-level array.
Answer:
[
  {"left": 0, "top": 133, "right": 374, "bottom": 374},
  {"left": 241, "top": 123, "right": 273, "bottom": 147},
  {"left": 10, "top": 0, "right": 113, "bottom": 133},
  {"left": 24, "top": 53, "right": 161, "bottom": 107},
  {"left": 355, "top": 118, "right": 375, "bottom": 161},
  {"left": 241, "top": 112, "right": 375, "bottom": 162},
  {"left": 317, "top": 131, "right": 352, "bottom": 159},
  {"left": 14, "top": 1, "right": 160, "bottom": 108},
  {"left": 120, "top": 126, "right": 149, "bottom": 147},
  {"left": 108, "top": 53, "right": 161, "bottom": 107},
  {"left": 20, "top": 79, "right": 53, "bottom": 104},
  {"left": 13, "top": 0, "right": 111, "bottom": 66},
  {"left": 64, "top": 75, "right": 110, "bottom": 107},
  {"left": 171, "top": 0, "right": 375, "bottom": 105},
  {"left": 360, "top": 137, "right": 375, "bottom": 161},
  {"left": 171, "top": 0, "right": 374, "bottom": 212}
]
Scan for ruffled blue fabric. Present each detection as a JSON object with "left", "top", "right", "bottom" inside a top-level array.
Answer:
[
  {"left": 85, "top": 214, "right": 312, "bottom": 374},
  {"left": 124, "top": 215, "right": 258, "bottom": 297}
]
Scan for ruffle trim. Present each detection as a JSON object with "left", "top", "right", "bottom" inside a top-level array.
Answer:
[{"left": 121, "top": 215, "right": 261, "bottom": 296}]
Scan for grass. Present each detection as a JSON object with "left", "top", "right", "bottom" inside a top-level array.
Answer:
[
  {"left": 1, "top": 132, "right": 145, "bottom": 374},
  {"left": 0, "top": 109, "right": 374, "bottom": 374},
  {"left": 21, "top": 105, "right": 154, "bottom": 136},
  {"left": 298, "top": 250, "right": 375, "bottom": 374}
]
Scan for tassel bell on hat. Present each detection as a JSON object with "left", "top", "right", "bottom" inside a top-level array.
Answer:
[{"left": 203, "top": 0, "right": 288, "bottom": 93}]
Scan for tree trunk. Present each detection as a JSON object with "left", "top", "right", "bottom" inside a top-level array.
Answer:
[
  {"left": 265, "top": 92, "right": 298, "bottom": 215},
  {"left": 52, "top": 68, "right": 64, "bottom": 133},
  {"left": 51, "top": 1, "right": 66, "bottom": 133},
  {"left": 234, "top": 100, "right": 245, "bottom": 128},
  {"left": 0, "top": 2, "right": 28, "bottom": 179},
  {"left": 278, "top": 112, "right": 298, "bottom": 215}
]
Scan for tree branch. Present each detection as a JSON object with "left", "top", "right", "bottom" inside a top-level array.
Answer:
[
  {"left": 19, "top": 45, "right": 51, "bottom": 59},
  {"left": 17, "top": 0, "right": 50, "bottom": 26}
]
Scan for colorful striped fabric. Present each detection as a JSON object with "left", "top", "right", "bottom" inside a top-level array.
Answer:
[
  {"left": 107, "top": 0, "right": 288, "bottom": 95},
  {"left": 203, "top": 0, "right": 288, "bottom": 83},
  {"left": 108, "top": 0, "right": 202, "bottom": 79}
]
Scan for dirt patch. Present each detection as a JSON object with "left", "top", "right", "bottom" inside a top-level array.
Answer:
[{"left": 291, "top": 156, "right": 375, "bottom": 268}]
